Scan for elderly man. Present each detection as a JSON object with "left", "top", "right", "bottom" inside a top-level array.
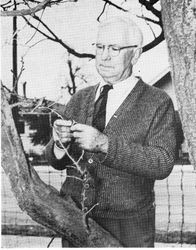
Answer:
[{"left": 46, "top": 16, "right": 177, "bottom": 247}]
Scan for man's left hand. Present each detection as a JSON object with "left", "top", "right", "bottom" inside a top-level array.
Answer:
[{"left": 71, "top": 123, "right": 108, "bottom": 154}]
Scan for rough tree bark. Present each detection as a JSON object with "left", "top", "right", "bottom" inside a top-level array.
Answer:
[
  {"left": 161, "top": 0, "right": 196, "bottom": 169},
  {"left": 1, "top": 88, "right": 122, "bottom": 247}
]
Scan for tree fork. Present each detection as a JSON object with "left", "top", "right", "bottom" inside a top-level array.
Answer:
[{"left": 1, "top": 88, "right": 122, "bottom": 247}]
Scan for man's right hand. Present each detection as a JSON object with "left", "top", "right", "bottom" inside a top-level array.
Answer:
[{"left": 53, "top": 119, "right": 73, "bottom": 147}]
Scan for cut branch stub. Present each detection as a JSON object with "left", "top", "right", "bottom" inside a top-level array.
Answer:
[{"left": 1, "top": 87, "right": 122, "bottom": 247}]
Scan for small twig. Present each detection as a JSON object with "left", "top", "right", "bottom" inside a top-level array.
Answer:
[
  {"left": 10, "top": 101, "right": 26, "bottom": 108},
  {"left": 11, "top": 57, "right": 25, "bottom": 94},
  {"left": 136, "top": 14, "right": 160, "bottom": 25},
  {"left": 84, "top": 203, "right": 99, "bottom": 217},
  {"left": 102, "top": 0, "right": 128, "bottom": 12},
  {"left": 76, "top": 150, "right": 84, "bottom": 164},
  {"left": 66, "top": 175, "right": 83, "bottom": 182},
  {"left": 33, "top": 14, "right": 95, "bottom": 59},
  {"left": 97, "top": 2, "right": 107, "bottom": 22},
  {"left": 0, "top": 0, "right": 11, "bottom": 8},
  {"left": 140, "top": 6, "right": 156, "bottom": 39},
  {"left": 1, "top": 0, "right": 51, "bottom": 16},
  {"left": 33, "top": 106, "right": 64, "bottom": 119},
  {"left": 35, "top": 106, "right": 85, "bottom": 175},
  {"left": 47, "top": 236, "right": 55, "bottom": 248},
  {"left": 139, "top": 0, "right": 161, "bottom": 18},
  {"left": 23, "top": 15, "right": 95, "bottom": 59},
  {"left": 54, "top": 135, "right": 85, "bottom": 175},
  {"left": 23, "top": 16, "right": 56, "bottom": 41},
  {"left": 25, "top": 9, "right": 45, "bottom": 45},
  {"left": 30, "top": 97, "right": 46, "bottom": 113}
]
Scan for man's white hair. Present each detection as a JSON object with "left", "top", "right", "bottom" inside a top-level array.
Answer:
[{"left": 99, "top": 16, "right": 143, "bottom": 48}]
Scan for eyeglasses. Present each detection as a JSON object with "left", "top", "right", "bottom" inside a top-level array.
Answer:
[{"left": 93, "top": 43, "right": 137, "bottom": 57}]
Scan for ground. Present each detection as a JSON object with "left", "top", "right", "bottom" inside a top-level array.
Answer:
[{"left": 1, "top": 235, "right": 195, "bottom": 248}]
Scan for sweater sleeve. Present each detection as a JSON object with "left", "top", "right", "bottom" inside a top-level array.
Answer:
[{"left": 100, "top": 97, "right": 177, "bottom": 180}]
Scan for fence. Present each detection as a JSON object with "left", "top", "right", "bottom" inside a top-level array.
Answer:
[{"left": 1, "top": 162, "right": 196, "bottom": 247}]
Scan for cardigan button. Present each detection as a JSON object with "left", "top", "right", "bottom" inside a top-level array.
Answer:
[
  {"left": 83, "top": 207, "right": 88, "bottom": 213},
  {"left": 84, "top": 183, "right": 90, "bottom": 189},
  {"left": 88, "top": 158, "right": 93, "bottom": 164}
]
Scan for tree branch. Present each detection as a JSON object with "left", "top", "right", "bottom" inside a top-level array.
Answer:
[
  {"left": 139, "top": 0, "right": 161, "bottom": 18},
  {"left": 97, "top": 2, "right": 107, "bottom": 22},
  {"left": 102, "top": 0, "right": 128, "bottom": 12},
  {"left": 24, "top": 7, "right": 45, "bottom": 45},
  {"left": 136, "top": 14, "right": 160, "bottom": 25},
  {"left": 149, "top": 0, "right": 159, "bottom": 5},
  {"left": 23, "top": 16, "right": 56, "bottom": 41},
  {"left": 1, "top": 0, "right": 51, "bottom": 16},
  {"left": 142, "top": 31, "right": 164, "bottom": 52},
  {"left": 1, "top": 0, "right": 77, "bottom": 16},
  {"left": 23, "top": 14, "right": 95, "bottom": 59}
]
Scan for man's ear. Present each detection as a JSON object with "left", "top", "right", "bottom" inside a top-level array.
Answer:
[{"left": 131, "top": 47, "right": 142, "bottom": 65}]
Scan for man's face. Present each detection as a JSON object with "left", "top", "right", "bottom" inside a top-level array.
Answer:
[{"left": 95, "top": 22, "right": 135, "bottom": 85}]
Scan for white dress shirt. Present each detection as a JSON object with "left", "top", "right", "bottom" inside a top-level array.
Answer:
[{"left": 95, "top": 74, "right": 139, "bottom": 125}]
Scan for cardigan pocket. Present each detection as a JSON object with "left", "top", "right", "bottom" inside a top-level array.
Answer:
[{"left": 95, "top": 172, "right": 154, "bottom": 213}]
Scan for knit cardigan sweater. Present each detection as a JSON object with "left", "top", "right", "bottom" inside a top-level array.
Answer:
[{"left": 45, "top": 79, "right": 177, "bottom": 219}]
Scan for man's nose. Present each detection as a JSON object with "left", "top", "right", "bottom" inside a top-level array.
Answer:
[{"left": 101, "top": 47, "right": 111, "bottom": 60}]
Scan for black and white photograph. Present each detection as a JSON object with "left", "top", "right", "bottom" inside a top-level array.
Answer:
[{"left": 1, "top": 0, "right": 196, "bottom": 247}]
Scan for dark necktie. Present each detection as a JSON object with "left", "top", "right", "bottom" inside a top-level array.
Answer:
[{"left": 92, "top": 84, "right": 113, "bottom": 132}]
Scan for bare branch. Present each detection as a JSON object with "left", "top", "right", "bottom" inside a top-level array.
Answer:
[
  {"left": 26, "top": 38, "right": 48, "bottom": 49},
  {"left": 23, "top": 14, "right": 95, "bottom": 59},
  {"left": 67, "top": 55, "right": 77, "bottom": 95},
  {"left": 143, "top": 31, "right": 164, "bottom": 52},
  {"left": 149, "top": 0, "right": 159, "bottom": 5},
  {"left": 25, "top": 9, "right": 45, "bottom": 44},
  {"left": 23, "top": 16, "right": 56, "bottom": 40},
  {"left": 10, "top": 57, "right": 25, "bottom": 95},
  {"left": 1, "top": 0, "right": 11, "bottom": 8},
  {"left": 1, "top": 0, "right": 51, "bottom": 16},
  {"left": 102, "top": 0, "right": 128, "bottom": 12},
  {"left": 140, "top": 5, "right": 156, "bottom": 39},
  {"left": 97, "top": 2, "right": 107, "bottom": 22},
  {"left": 136, "top": 14, "right": 160, "bottom": 25},
  {"left": 1, "top": 0, "right": 77, "bottom": 16},
  {"left": 139, "top": 0, "right": 161, "bottom": 18}
]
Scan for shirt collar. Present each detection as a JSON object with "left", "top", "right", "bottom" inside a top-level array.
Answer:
[{"left": 97, "top": 74, "right": 139, "bottom": 96}]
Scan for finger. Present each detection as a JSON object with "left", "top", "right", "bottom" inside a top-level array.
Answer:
[
  {"left": 54, "top": 126, "right": 72, "bottom": 133},
  {"left": 60, "top": 137, "right": 72, "bottom": 144},
  {"left": 71, "top": 123, "right": 89, "bottom": 132},
  {"left": 74, "top": 138, "right": 83, "bottom": 146},
  {"left": 72, "top": 131, "right": 84, "bottom": 139},
  {"left": 56, "top": 131, "right": 73, "bottom": 140},
  {"left": 53, "top": 127, "right": 59, "bottom": 141},
  {"left": 54, "top": 119, "right": 73, "bottom": 128}
]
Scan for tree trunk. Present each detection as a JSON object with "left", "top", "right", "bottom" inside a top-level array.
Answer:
[
  {"left": 161, "top": 0, "right": 196, "bottom": 169},
  {"left": 1, "top": 88, "right": 121, "bottom": 247}
]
